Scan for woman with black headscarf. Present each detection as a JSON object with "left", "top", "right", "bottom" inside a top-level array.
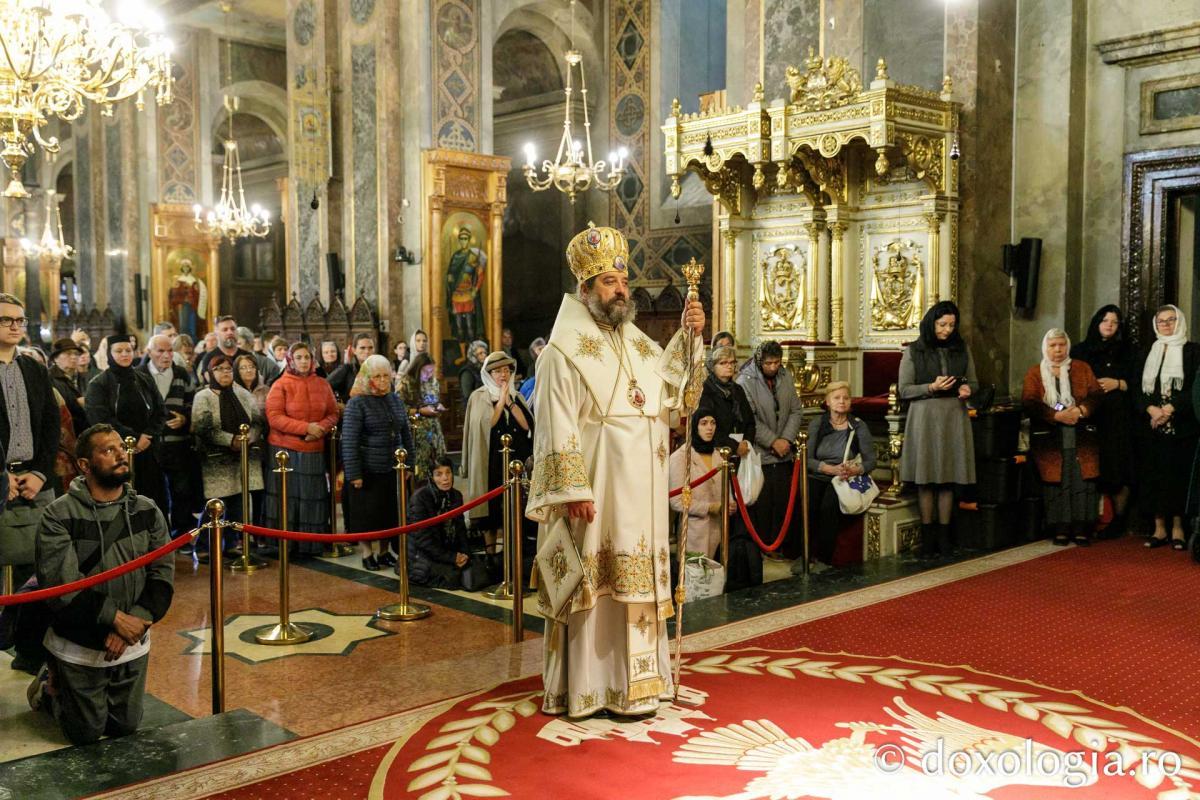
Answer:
[
  {"left": 1071, "top": 305, "right": 1137, "bottom": 536},
  {"left": 191, "top": 353, "right": 264, "bottom": 554},
  {"left": 85, "top": 336, "right": 169, "bottom": 514},
  {"left": 897, "top": 301, "right": 977, "bottom": 556}
]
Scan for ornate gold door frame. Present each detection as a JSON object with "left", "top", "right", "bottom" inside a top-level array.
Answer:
[{"left": 1123, "top": 146, "right": 1200, "bottom": 345}]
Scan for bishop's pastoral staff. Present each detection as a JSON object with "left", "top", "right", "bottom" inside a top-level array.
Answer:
[{"left": 527, "top": 223, "right": 705, "bottom": 719}]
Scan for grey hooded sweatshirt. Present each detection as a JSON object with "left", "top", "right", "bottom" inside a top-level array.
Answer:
[{"left": 35, "top": 476, "right": 174, "bottom": 652}]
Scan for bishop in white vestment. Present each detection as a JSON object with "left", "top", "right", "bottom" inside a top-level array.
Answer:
[{"left": 527, "top": 223, "right": 704, "bottom": 718}]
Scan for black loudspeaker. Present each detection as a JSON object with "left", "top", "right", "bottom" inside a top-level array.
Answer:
[
  {"left": 326, "top": 253, "right": 344, "bottom": 298},
  {"left": 134, "top": 274, "right": 145, "bottom": 329},
  {"left": 1014, "top": 237, "right": 1041, "bottom": 312}
]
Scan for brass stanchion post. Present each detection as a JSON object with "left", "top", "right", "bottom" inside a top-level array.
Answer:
[
  {"left": 230, "top": 424, "right": 265, "bottom": 573},
  {"left": 322, "top": 426, "right": 353, "bottom": 559},
  {"left": 255, "top": 451, "right": 312, "bottom": 644},
  {"left": 718, "top": 447, "right": 732, "bottom": 568},
  {"left": 376, "top": 449, "right": 431, "bottom": 621},
  {"left": 510, "top": 459, "right": 524, "bottom": 643},
  {"left": 206, "top": 498, "right": 227, "bottom": 713},
  {"left": 124, "top": 436, "right": 137, "bottom": 489},
  {"left": 484, "top": 434, "right": 514, "bottom": 600},
  {"left": 2, "top": 563, "right": 12, "bottom": 596},
  {"left": 797, "top": 433, "right": 810, "bottom": 577}
]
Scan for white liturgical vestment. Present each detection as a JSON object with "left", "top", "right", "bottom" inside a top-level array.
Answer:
[{"left": 527, "top": 294, "right": 700, "bottom": 717}]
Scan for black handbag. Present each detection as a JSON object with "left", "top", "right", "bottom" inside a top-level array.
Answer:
[{"left": 461, "top": 554, "right": 498, "bottom": 591}]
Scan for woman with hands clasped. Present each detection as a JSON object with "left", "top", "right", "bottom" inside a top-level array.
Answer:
[
  {"left": 1137, "top": 305, "right": 1200, "bottom": 549},
  {"left": 1022, "top": 330, "right": 1102, "bottom": 546},
  {"left": 462, "top": 351, "right": 534, "bottom": 555}
]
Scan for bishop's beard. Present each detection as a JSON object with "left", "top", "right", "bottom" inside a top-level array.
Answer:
[{"left": 584, "top": 291, "right": 637, "bottom": 328}]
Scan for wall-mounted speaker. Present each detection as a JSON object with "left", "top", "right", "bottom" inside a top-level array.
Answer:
[{"left": 1002, "top": 238, "right": 1041, "bottom": 313}]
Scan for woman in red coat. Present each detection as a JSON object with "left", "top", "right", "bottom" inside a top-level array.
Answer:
[
  {"left": 263, "top": 342, "right": 340, "bottom": 554},
  {"left": 1022, "top": 329, "right": 1102, "bottom": 546}
]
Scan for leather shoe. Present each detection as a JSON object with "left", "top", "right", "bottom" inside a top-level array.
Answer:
[{"left": 1145, "top": 536, "right": 1170, "bottom": 549}]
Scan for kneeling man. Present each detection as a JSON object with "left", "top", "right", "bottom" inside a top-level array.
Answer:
[{"left": 33, "top": 424, "right": 174, "bottom": 744}]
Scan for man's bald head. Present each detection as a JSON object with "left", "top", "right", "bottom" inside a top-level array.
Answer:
[{"left": 148, "top": 334, "right": 174, "bottom": 371}]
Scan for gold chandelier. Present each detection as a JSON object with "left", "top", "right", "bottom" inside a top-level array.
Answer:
[
  {"left": 522, "top": 0, "right": 625, "bottom": 204},
  {"left": 192, "top": 96, "right": 271, "bottom": 242},
  {"left": 22, "top": 188, "right": 73, "bottom": 260},
  {"left": 0, "top": 0, "right": 174, "bottom": 198}
]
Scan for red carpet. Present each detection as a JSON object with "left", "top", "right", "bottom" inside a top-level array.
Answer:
[{"left": 187, "top": 539, "right": 1200, "bottom": 799}]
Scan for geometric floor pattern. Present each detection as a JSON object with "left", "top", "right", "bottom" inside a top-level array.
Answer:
[{"left": 178, "top": 608, "right": 395, "bottom": 664}]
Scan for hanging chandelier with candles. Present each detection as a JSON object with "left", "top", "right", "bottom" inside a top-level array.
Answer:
[
  {"left": 0, "top": 0, "right": 174, "bottom": 198},
  {"left": 193, "top": 95, "right": 270, "bottom": 242},
  {"left": 22, "top": 188, "right": 73, "bottom": 261},
  {"left": 192, "top": 6, "right": 269, "bottom": 243},
  {"left": 522, "top": 0, "right": 625, "bottom": 203}
]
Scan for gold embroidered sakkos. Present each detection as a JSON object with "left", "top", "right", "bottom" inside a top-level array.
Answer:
[
  {"left": 580, "top": 534, "right": 657, "bottom": 596},
  {"left": 529, "top": 435, "right": 590, "bottom": 503}
]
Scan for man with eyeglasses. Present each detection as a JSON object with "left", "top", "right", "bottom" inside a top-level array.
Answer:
[{"left": 0, "top": 293, "right": 61, "bottom": 589}]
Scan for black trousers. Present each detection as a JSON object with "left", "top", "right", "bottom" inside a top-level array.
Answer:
[{"left": 160, "top": 442, "right": 200, "bottom": 537}]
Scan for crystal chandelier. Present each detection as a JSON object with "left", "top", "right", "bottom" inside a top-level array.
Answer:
[
  {"left": 522, "top": 0, "right": 625, "bottom": 204},
  {"left": 192, "top": 11, "right": 269, "bottom": 243},
  {"left": 0, "top": 0, "right": 174, "bottom": 198},
  {"left": 193, "top": 97, "right": 270, "bottom": 242},
  {"left": 21, "top": 188, "right": 73, "bottom": 260}
]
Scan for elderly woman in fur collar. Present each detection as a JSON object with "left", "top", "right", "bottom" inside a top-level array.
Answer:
[{"left": 1022, "top": 329, "right": 1102, "bottom": 547}]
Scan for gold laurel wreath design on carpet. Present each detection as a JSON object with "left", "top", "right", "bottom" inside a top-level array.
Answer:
[
  {"left": 682, "top": 654, "right": 1200, "bottom": 792},
  {"left": 405, "top": 690, "right": 541, "bottom": 800}
]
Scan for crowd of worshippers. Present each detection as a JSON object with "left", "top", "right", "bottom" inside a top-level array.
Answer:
[{"left": 1, "top": 287, "right": 1197, "bottom": 745}]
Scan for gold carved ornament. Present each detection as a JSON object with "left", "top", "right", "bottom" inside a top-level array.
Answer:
[
  {"left": 785, "top": 50, "right": 864, "bottom": 112},
  {"left": 871, "top": 239, "right": 923, "bottom": 331},
  {"left": 759, "top": 246, "right": 806, "bottom": 332}
]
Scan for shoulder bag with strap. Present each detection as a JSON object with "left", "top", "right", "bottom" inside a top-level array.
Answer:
[{"left": 831, "top": 426, "right": 880, "bottom": 515}]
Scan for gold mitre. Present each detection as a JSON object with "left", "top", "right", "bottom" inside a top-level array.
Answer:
[{"left": 566, "top": 222, "right": 629, "bottom": 283}]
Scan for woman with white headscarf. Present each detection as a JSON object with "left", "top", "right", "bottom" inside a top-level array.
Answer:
[
  {"left": 461, "top": 351, "right": 534, "bottom": 554},
  {"left": 1137, "top": 305, "right": 1200, "bottom": 549},
  {"left": 1022, "top": 329, "right": 1102, "bottom": 546}
]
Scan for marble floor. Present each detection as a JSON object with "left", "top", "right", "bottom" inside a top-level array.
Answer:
[{"left": 0, "top": 534, "right": 995, "bottom": 799}]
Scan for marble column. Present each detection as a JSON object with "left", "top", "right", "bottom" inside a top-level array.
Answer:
[
  {"left": 762, "top": 0, "right": 820, "bottom": 101},
  {"left": 338, "top": 0, "right": 405, "bottom": 323},
  {"left": 823, "top": 0, "right": 863, "bottom": 70},
  {"left": 431, "top": 0, "right": 482, "bottom": 152},
  {"left": 285, "top": 0, "right": 340, "bottom": 303}
]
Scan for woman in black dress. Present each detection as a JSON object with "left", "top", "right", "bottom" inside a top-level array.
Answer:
[
  {"left": 1071, "top": 305, "right": 1137, "bottom": 537},
  {"left": 1136, "top": 305, "right": 1199, "bottom": 549}
]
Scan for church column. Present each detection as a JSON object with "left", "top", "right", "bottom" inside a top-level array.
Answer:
[
  {"left": 828, "top": 219, "right": 847, "bottom": 345},
  {"left": 431, "top": 0, "right": 483, "bottom": 152},
  {"left": 803, "top": 219, "right": 822, "bottom": 340},
  {"left": 924, "top": 210, "right": 944, "bottom": 305},
  {"left": 721, "top": 228, "right": 737, "bottom": 336},
  {"left": 285, "top": 0, "right": 339, "bottom": 303}
]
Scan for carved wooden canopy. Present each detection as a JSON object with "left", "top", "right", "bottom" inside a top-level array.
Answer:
[{"left": 661, "top": 54, "right": 960, "bottom": 214}]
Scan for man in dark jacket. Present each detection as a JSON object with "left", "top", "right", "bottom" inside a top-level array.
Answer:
[
  {"left": 49, "top": 338, "right": 88, "bottom": 435},
  {"left": 0, "top": 293, "right": 61, "bottom": 582},
  {"left": 31, "top": 424, "right": 174, "bottom": 745},
  {"left": 138, "top": 335, "right": 198, "bottom": 538},
  {"left": 407, "top": 456, "right": 469, "bottom": 587},
  {"left": 327, "top": 333, "right": 376, "bottom": 403},
  {"left": 195, "top": 316, "right": 280, "bottom": 385}
]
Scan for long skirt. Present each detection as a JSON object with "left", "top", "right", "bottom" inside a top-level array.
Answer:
[
  {"left": 261, "top": 446, "right": 330, "bottom": 555},
  {"left": 901, "top": 397, "right": 976, "bottom": 485},
  {"left": 752, "top": 461, "right": 804, "bottom": 559},
  {"left": 409, "top": 417, "right": 447, "bottom": 481},
  {"left": 345, "top": 471, "right": 399, "bottom": 532},
  {"left": 1043, "top": 448, "right": 1100, "bottom": 526}
]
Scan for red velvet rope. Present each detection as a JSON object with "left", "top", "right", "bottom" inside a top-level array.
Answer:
[
  {"left": 667, "top": 466, "right": 720, "bottom": 498},
  {"left": 731, "top": 458, "right": 802, "bottom": 553},
  {"left": 0, "top": 528, "right": 198, "bottom": 607},
  {"left": 240, "top": 484, "right": 507, "bottom": 543}
]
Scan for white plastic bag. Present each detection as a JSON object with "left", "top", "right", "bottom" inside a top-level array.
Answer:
[
  {"left": 737, "top": 446, "right": 764, "bottom": 506},
  {"left": 831, "top": 429, "right": 880, "bottom": 514},
  {"left": 684, "top": 554, "right": 726, "bottom": 601}
]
